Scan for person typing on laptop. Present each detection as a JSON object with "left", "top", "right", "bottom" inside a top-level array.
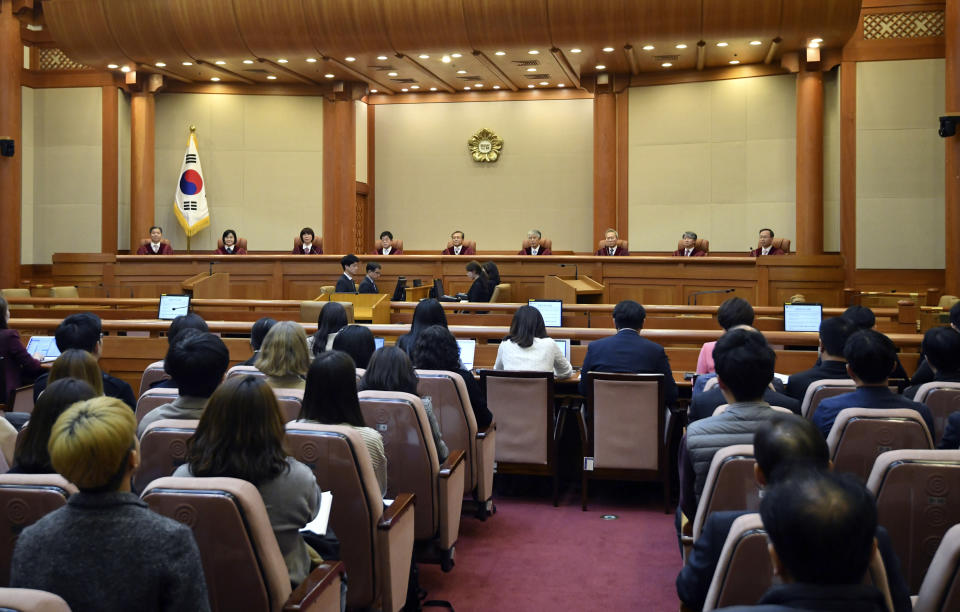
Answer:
[{"left": 0, "top": 295, "right": 46, "bottom": 406}]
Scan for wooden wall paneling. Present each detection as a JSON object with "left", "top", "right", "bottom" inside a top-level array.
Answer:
[
  {"left": 230, "top": 0, "right": 315, "bottom": 58},
  {"left": 322, "top": 97, "right": 357, "bottom": 255},
  {"left": 300, "top": 0, "right": 393, "bottom": 57},
  {"left": 19, "top": 70, "right": 117, "bottom": 88},
  {"left": 0, "top": 0, "right": 21, "bottom": 289},
  {"left": 629, "top": 63, "right": 791, "bottom": 88},
  {"left": 380, "top": 0, "right": 472, "bottom": 53},
  {"left": 129, "top": 91, "right": 155, "bottom": 253},
  {"left": 842, "top": 3, "right": 947, "bottom": 62},
  {"left": 946, "top": 0, "right": 960, "bottom": 295},
  {"left": 615, "top": 89, "right": 629, "bottom": 239},
  {"left": 795, "top": 66, "right": 824, "bottom": 255},
  {"left": 99, "top": 0, "right": 193, "bottom": 62},
  {"left": 366, "top": 104, "right": 376, "bottom": 252},
  {"left": 365, "top": 88, "right": 593, "bottom": 105},
  {"left": 460, "top": 0, "right": 552, "bottom": 49},
  {"left": 701, "top": 0, "right": 781, "bottom": 40},
  {"left": 852, "top": 269, "right": 946, "bottom": 293},
  {"left": 593, "top": 90, "right": 617, "bottom": 243},
  {"left": 840, "top": 61, "right": 857, "bottom": 284},
  {"left": 778, "top": 0, "right": 864, "bottom": 49},
  {"left": 101, "top": 85, "right": 119, "bottom": 254},
  {"left": 166, "top": 0, "right": 248, "bottom": 61},
  {"left": 607, "top": 283, "right": 681, "bottom": 306},
  {"left": 42, "top": 0, "right": 125, "bottom": 68}
]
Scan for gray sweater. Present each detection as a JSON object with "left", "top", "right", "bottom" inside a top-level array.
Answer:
[{"left": 10, "top": 491, "right": 210, "bottom": 612}]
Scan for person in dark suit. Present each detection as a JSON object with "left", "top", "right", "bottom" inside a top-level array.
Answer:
[
  {"left": 135, "top": 226, "right": 174, "bottom": 255},
  {"left": 215, "top": 229, "right": 246, "bottom": 254},
  {"left": 688, "top": 385, "right": 800, "bottom": 423},
  {"left": 596, "top": 228, "right": 629, "bottom": 256},
  {"left": 335, "top": 254, "right": 360, "bottom": 293},
  {"left": 518, "top": 229, "right": 552, "bottom": 255},
  {"left": 578, "top": 300, "right": 677, "bottom": 406},
  {"left": 842, "top": 305, "right": 909, "bottom": 382},
  {"left": 785, "top": 316, "right": 856, "bottom": 401},
  {"left": 358, "top": 262, "right": 382, "bottom": 294},
  {"left": 464, "top": 261, "right": 492, "bottom": 303},
  {"left": 374, "top": 231, "right": 402, "bottom": 255},
  {"left": 910, "top": 301, "right": 960, "bottom": 387},
  {"left": 293, "top": 227, "right": 322, "bottom": 254},
  {"left": 0, "top": 295, "right": 46, "bottom": 405},
  {"left": 442, "top": 230, "right": 475, "bottom": 255},
  {"left": 749, "top": 228, "right": 785, "bottom": 256},
  {"left": 673, "top": 231, "right": 706, "bottom": 257},
  {"left": 240, "top": 317, "right": 277, "bottom": 367}
]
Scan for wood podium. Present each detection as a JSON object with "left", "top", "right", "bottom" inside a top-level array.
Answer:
[
  {"left": 182, "top": 272, "right": 230, "bottom": 299},
  {"left": 543, "top": 275, "right": 604, "bottom": 304}
]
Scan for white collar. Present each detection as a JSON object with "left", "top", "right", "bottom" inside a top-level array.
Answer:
[
  {"left": 382, "top": 246, "right": 392, "bottom": 254},
  {"left": 225, "top": 246, "right": 233, "bottom": 253},
  {"left": 344, "top": 272, "right": 353, "bottom": 280},
  {"left": 761, "top": 246, "right": 771, "bottom": 255},
  {"left": 453, "top": 245, "right": 462, "bottom": 254},
  {"left": 302, "top": 244, "right": 311, "bottom": 252},
  {"left": 151, "top": 242, "right": 160, "bottom": 252},
  {"left": 530, "top": 246, "right": 539, "bottom": 255},
  {"left": 685, "top": 248, "right": 693, "bottom": 255}
]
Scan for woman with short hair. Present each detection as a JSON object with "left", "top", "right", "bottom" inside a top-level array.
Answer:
[
  {"left": 48, "top": 349, "right": 105, "bottom": 395},
  {"left": 256, "top": 321, "right": 310, "bottom": 390},
  {"left": 216, "top": 229, "right": 246, "bottom": 254},
  {"left": 494, "top": 306, "right": 572, "bottom": 378}
]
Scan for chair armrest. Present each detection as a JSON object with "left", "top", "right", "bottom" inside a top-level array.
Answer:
[
  {"left": 377, "top": 494, "right": 416, "bottom": 612},
  {"left": 437, "top": 451, "right": 466, "bottom": 551},
  {"left": 283, "top": 561, "right": 344, "bottom": 612},
  {"left": 475, "top": 425, "right": 496, "bottom": 503},
  {"left": 378, "top": 493, "right": 415, "bottom": 530},
  {"left": 439, "top": 449, "right": 466, "bottom": 478},
  {"left": 476, "top": 421, "right": 495, "bottom": 440}
]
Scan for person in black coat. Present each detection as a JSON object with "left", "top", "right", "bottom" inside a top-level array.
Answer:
[
  {"left": 358, "top": 262, "right": 382, "bottom": 294},
  {"left": 413, "top": 325, "right": 493, "bottom": 430},
  {"left": 463, "top": 260, "right": 492, "bottom": 303},
  {"left": 335, "top": 254, "right": 360, "bottom": 293}
]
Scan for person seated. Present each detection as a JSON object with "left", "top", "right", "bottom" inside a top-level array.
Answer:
[
  {"left": 47, "top": 349, "right": 104, "bottom": 396},
  {"left": 911, "top": 328, "right": 960, "bottom": 448},
  {"left": 293, "top": 226, "right": 322, "bottom": 254},
  {"left": 518, "top": 229, "right": 552, "bottom": 255},
  {"left": 150, "top": 313, "right": 211, "bottom": 389},
  {"left": 137, "top": 330, "right": 230, "bottom": 437},
  {"left": 696, "top": 297, "right": 755, "bottom": 376},
  {"left": 299, "top": 351, "right": 387, "bottom": 496},
  {"left": 495, "top": 305, "right": 573, "bottom": 379},
  {"left": 843, "top": 305, "right": 910, "bottom": 381},
  {"left": 9, "top": 378, "right": 96, "bottom": 474},
  {"left": 483, "top": 261, "right": 501, "bottom": 287},
  {"left": 911, "top": 301, "right": 960, "bottom": 387},
  {"left": 464, "top": 260, "right": 493, "bottom": 302},
  {"left": 136, "top": 225, "right": 174, "bottom": 255},
  {"left": 0, "top": 295, "right": 45, "bottom": 404},
  {"left": 256, "top": 321, "right": 310, "bottom": 390},
  {"left": 11, "top": 396, "right": 210, "bottom": 611},
  {"left": 442, "top": 230, "right": 475, "bottom": 255},
  {"left": 335, "top": 254, "right": 360, "bottom": 293},
  {"left": 310, "top": 302, "right": 349, "bottom": 357},
  {"left": 374, "top": 230, "right": 402, "bottom": 255},
  {"left": 673, "top": 231, "right": 706, "bottom": 257},
  {"left": 397, "top": 299, "right": 448, "bottom": 356},
  {"left": 358, "top": 262, "right": 382, "bottom": 294},
  {"left": 359, "top": 346, "right": 449, "bottom": 462},
  {"left": 597, "top": 228, "right": 629, "bottom": 256},
  {"left": 785, "top": 316, "right": 857, "bottom": 400},
  {"left": 750, "top": 228, "right": 785, "bottom": 256},
  {"left": 240, "top": 317, "right": 277, "bottom": 366},
  {"left": 414, "top": 325, "right": 493, "bottom": 430},
  {"left": 688, "top": 366, "right": 799, "bottom": 423},
  {"left": 215, "top": 228, "right": 246, "bottom": 254},
  {"left": 813, "top": 329, "right": 934, "bottom": 438},
  {"left": 331, "top": 325, "right": 376, "bottom": 369},
  {"left": 174, "top": 376, "right": 321, "bottom": 587}
]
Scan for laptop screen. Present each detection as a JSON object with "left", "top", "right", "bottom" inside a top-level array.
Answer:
[
  {"left": 783, "top": 303, "right": 823, "bottom": 333},
  {"left": 528, "top": 299, "right": 563, "bottom": 327},
  {"left": 374, "top": 337, "right": 385, "bottom": 350},
  {"left": 554, "top": 338, "right": 570, "bottom": 361},
  {"left": 26, "top": 336, "right": 61, "bottom": 362},
  {"left": 158, "top": 294, "right": 191, "bottom": 321},
  {"left": 456, "top": 338, "right": 477, "bottom": 370}
]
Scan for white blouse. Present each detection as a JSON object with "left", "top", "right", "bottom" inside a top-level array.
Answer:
[{"left": 494, "top": 337, "right": 573, "bottom": 379}]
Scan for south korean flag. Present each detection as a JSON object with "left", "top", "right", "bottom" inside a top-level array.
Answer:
[{"left": 174, "top": 130, "right": 210, "bottom": 237}]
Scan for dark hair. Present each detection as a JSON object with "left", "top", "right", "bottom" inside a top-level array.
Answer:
[
  {"left": 165, "top": 331, "right": 229, "bottom": 397},
  {"left": 332, "top": 325, "right": 376, "bottom": 369},
  {"left": 466, "top": 260, "right": 489, "bottom": 282},
  {"left": 713, "top": 327, "right": 776, "bottom": 401},
  {"left": 379, "top": 231, "right": 393, "bottom": 240},
  {"left": 950, "top": 301, "right": 960, "bottom": 328},
  {"left": 717, "top": 297, "right": 754, "bottom": 330},
  {"left": 0, "top": 295, "right": 8, "bottom": 330},
  {"left": 299, "top": 227, "right": 315, "bottom": 240},
  {"left": 250, "top": 317, "right": 277, "bottom": 351},
  {"left": 340, "top": 254, "right": 359, "bottom": 270},
  {"left": 843, "top": 305, "right": 876, "bottom": 330},
  {"left": 14, "top": 378, "right": 97, "bottom": 473},
  {"left": 507, "top": 306, "right": 548, "bottom": 349},
  {"left": 221, "top": 229, "right": 237, "bottom": 243},
  {"left": 185, "top": 375, "right": 289, "bottom": 486},
  {"left": 843, "top": 329, "right": 896, "bottom": 384},
  {"left": 150, "top": 225, "right": 163, "bottom": 234},
  {"left": 819, "top": 316, "right": 856, "bottom": 357},
  {"left": 759, "top": 228, "right": 774, "bottom": 237},
  {"left": 413, "top": 325, "right": 461, "bottom": 370},
  {"left": 300, "top": 351, "right": 365, "bottom": 426},
  {"left": 54, "top": 313, "right": 102, "bottom": 353},
  {"left": 366, "top": 262, "right": 381, "bottom": 274},
  {"left": 312, "top": 302, "right": 349, "bottom": 356},
  {"left": 482, "top": 262, "right": 500, "bottom": 286},
  {"left": 398, "top": 299, "right": 448, "bottom": 355},
  {"left": 682, "top": 231, "right": 697, "bottom": 240},
  {"left": 360, "top": 346, "right": 419, "bottom": 395},
  {"left": 167, "top": 313, "right": 209, "bottom": 346},
  {"left": 613, "top": 300, "right": 646, "bottom": 330},
  {"left": 921, "top": 326, "right": 960, "bottom": 374},
  {"left": 761, "top": 470, "right": 877, "bottom": 585},
  {"left": 452, "top": 230, "right": 464, "bottom": 239},
  {"left": 754, "top": 414, "right": 829, "bottom": 484}
]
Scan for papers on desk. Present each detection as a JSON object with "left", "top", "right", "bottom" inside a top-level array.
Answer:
[
  {"left": 300, "top": 490, "right": 333, "bottom": 536},
  {"left": 773, "top": 373, "right": 789, "bottom": 384}
]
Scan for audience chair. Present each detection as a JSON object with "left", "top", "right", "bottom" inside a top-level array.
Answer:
[
  {"left": 217, "top": 236, "right": 248, "bottom": 252},
  {"left": 133, "top": 419, "right": 199, "bottom": 494},
  {"left": 0, "top": 289, "right": 32, "bottom": 308},
  {"left": 417, "top": 370, "right": 496, "bottom": 517},
  {"left": 225, "top": 364, "right": 267, "bottom": 380},
  {"left": 285, "top": 423, "right": 415, "bottom": 611},
  {"left": 914, "top": 523, "right": 960, "bottom": 612},
  {"left": 689, "top": 445, "right": 759, "bottom": 546},
  {"left": 913, "top": 382, "right": 960, "bottom": 445},
  {"left": 867, "top": 449, "right": 960, "bottom": 593},
  {"left": 675, "top": 238, "right": 710, "bottom": 254},
  {"left": 10, "top": 385, "right": 34, "bottom": 415},
  {"left": 134, "top": 387, "right": 179, "bottom": 425},
  {"left": 445, "top": 239, "right": 477, "bottom": 253},
  {"left": 827, "top": 408, "right": 933, "bottom": 482},
  {"left": 358, "top": 390, "right": 465, "bottom": 571},
  {"left": 702, "top": 377, "right": 720, "bottom": 392},
  {"left": 598, "top": 238, "right": 630, "bottom": 252},
  {"left": 138, "top": 360, "right": 169, "bottom": 397},
  {"left": 0, "top": 588, "right": 71, "bottom": 612},
  {"left": 480, "top": 370, "right": 559, "bottom": 506},
  {"left": 489, "top": 284, "right": 512, "bottom": 303},
  {"left": 800, "top": 378, "right": 856, "bottom": 419},
  {"left": 0, "top": 474, "right": 77, "bottom": 587},
  {"left": 48, "top": 286, "right": 79, "bottom": 301},
  {"left": 299, "top": 301, "right": 355, "bottom": 325},
  {"left": 272, "top": 388, "right": 304, "bottom": 423},
  {"left": 712, "top": 405, "right": 794, "bottom": 417},
  {"left": 937, "top": 295, "right": 959, "bottom": 310},
  {"left": 293, "top": 236, "right": 324, "bottom": 253},
  {"left": 142, "top": 476, "right": 344, "bottom": 612},
  {"left": 581, "top": 373, "right": 668, "bottom": 512},
  {"left": 519, "top": 238, "right": 552, "bottom": 253}
]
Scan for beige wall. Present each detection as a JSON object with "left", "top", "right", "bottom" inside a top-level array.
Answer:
[
  {"left": 856, "top": 59, "right": 944, "bottom": 269},
  {"left": 356, "top": 100, "right": 367, "bottom": 184},
  {"left": 628, "top": 74, "right": 797, "bottom": 252},
  {"left": 20, "top": 86, "right": 34, "bottom": 264},
  {"left": 153, "top": 93, "right": 324, "bottom": 252},
  {"left": 374, "top": 99, "right": 594, "bottom": 252},
  {"left": 823, "top": 67, "right": 842, "bottom": 252}
]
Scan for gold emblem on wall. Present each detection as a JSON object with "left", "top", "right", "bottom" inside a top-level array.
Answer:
[{"left": 468, "top": 128, "right": 503, "bottom": 162}]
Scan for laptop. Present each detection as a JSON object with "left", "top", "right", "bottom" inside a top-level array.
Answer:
[
  {"left": 374, "top": 337, "right": 385, "bottom": 350},
  {"left": 783, "top": 303, "right": 823, "bottom": 332},
  {"left": 158, "top": 294, "right": 191, "bottom": 321},
  {"left": 529, "top": 299, "right": 563, "bottom": 327},
  {"left": 26, "top": 336, "right": 61, "bottom": 363},
  {"left": 456, "top": 338, "right": 477, "bottom": 370},
  {"left": 554, "top": 338, "right": 571, "bottom": 361}
]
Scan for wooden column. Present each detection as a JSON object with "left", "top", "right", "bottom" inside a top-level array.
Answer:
[
  {"left": 796, "top": 65, "right": 824, "bottom": 255},
  {"left": 946, "top": 0, "right": 960, "bottom": 295},
  {"left": 129, "top": 91, "right": 155, "bottom": 253},
  {"left": 0, "top": 0, "right": 22, "bottom": 288},
  {"left": 840, "top": 62, "right": 857, "bottom": 286},
  {"left": 322, "top": 84, "right": 363, "bottom": 254},
  {"left": 593, "top": 91, "right": 618, "bottom": 241},
  {"left": 101, "top": 85, "right": 119, "bottom": 254}
]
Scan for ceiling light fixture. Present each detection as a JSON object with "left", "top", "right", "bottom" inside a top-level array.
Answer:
[
  {"left": 642, "top": 45, "right": 654, "bottom": 51},
  {"left": 411, "top": 85, "right": 420, "bottom": 89},
  {"left": 370, "top": 89, "right": 378, "bottom": 93},
  {"left": 662, "top": 62, "right": 672, "bottom": 67},
  {"left": 243, "top": 59, "right": 254, "bottom": 64},
  {"left": 215, "top": 60, "right": 226, "bottom": 65},
  {"left": 211, "top": 77, "right": 220, "bottom": 81},
  {"left": 811, "top": 38, "right": 823, "bottom": 44},
  {"left": 528, "top": 49, "right": 539, "bottom": 55},
  {"left": 729, "top": 60, "right": 740, "bottom": 64},
  {"left": 377, "top": 55, "right": 388, "bottom": 61},
  {"left": 345, "top": 57, "right": 356, "bottom": 62},
  {"left": 451, "top": 53, "right": 462, "bottom": 58},
  {"left": 418, "top": 54, "right": 429, "bottom": 59},
  {"left": 528, "top": 84, "right": 535, "bottom": 88},
  {"left": 716, "top": 42, "right": 728, "bottom": 47},
  {"left": 277, "top": 58, "right": 288, "bottom": 63},
  {"left": 182, "top": 61, "right": 193, "bottom": 66},
  {"left": 475, "top": 84, "right": 482, "bottom": 88},
  {"left": 750, "top": 40, "right": 762, "bottom": 46},
  {"left": 267, "top": 75, "right": 277, "bottom": 79},
  {"left": 324, "top": 73, "right": 335, "bottom": 78},
  {"left": 401, "top": 88, "right": 409, "bottom": 92},
  {"left": 570, "top": 48, "right": 582, "bottom": 53},
  {"left": 676, "top": 43, "right": 687, "bottom": 49},
  {"left": 441, "top": 55, "right": 452, "bottom": 63},
  {"left": 306, "top": 58, "right": 317, "bottom": 63},
  {"left": 495, "top": 51, "right": 506, "bottom": 56},
  {"left": 155, "top": 62, "right": 166, "bottom": 67},
  {"left": 527, "top": 68, "right": 536, "bottom": 72},
  {"left": 120, "top": 66, "right": 131, "bottom": 73},
  {"left": 602, "top": 47, "right": 614, "bottom": 52},
  {"left": 107, "top": 64, "right": 118, "bottom": 69},
  {"left": 595, "top": 64, "right": 606, "bottom": 70},
  {"left": 539, "top": 81, "right": 548, "bottom": 85},
  {"left": 464, "top": 86, "right": 471, "bottom": 90},
  {"left": 388, "top": 71, "right": 398, "bottom": 76},
  {"left": 457, "top": 69, "right": 467, "bottom": 74},
  {"left": 557, "top": 83, "right": 565, "bottom": 87},
  {"left": 808, "top": 41, "right": 820, "bottom": 49},
  {"left": 493, "top": 85, "right": 501, "bottom": 89},
  {"left": 430, "top": 87, "right": 437, "bottom": 91}
]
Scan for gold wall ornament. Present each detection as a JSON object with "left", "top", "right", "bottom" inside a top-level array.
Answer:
[{"left": 468, "top": 128, "right": 503, "bottom": 162}]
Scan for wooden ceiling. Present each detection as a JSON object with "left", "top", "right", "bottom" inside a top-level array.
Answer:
[{"left": 41, "top": 0, "right": 862, "bottom": 94}]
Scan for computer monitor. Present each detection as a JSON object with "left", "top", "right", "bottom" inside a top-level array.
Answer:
[
  {"left": 158, "top": 294, "right": 191, "bottom": 321},
  {"left": 456, "top": 338, "right": 477, "bottom": 370},
  {"left": 554, "top": 338, "right": 570, "bottom": 361},
  {"left": 783, "top": 303, "right": 823, "bottom": 332},
  {"left": 25, "top": 336, "right": 61, "bottom": 363},
  {"left": 431, "top": 278, "right": 444, "bottom": 299},
  {"left": 391, "top": 277, "right": 407, "bottom": 301},
  {"left": 374, "top": 337, "right": 385, "bottom": 350},
  {"left": 528, "top": 299, "right": 563, "bottom": 327}
]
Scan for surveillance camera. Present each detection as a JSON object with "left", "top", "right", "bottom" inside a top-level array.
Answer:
[{"left": 939, "top": 116, "right": 959, "bottom": 138}]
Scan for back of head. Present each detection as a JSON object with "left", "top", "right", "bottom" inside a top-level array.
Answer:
[
  {"left": 167, "top": 313, "right": 209, "bottom": 346},
  {"left": 612, "top": 300, "right": 646, "bottom": 330},
  {"left": 508, "top": 305, "right": 547, "bottom": 348},
  {"left": 360, "top": 346, "right": 418, "bottom": 395},
  {"left": 483, "top": 262, "right": 501, "bottom": 285},
  {"left": 314, "top": 303, "right": 349, "bottom": 356},
  {"left": 413, "top": 325, "right": 460, "bottom": 370},
  {"left": 843, "top": 305, "right": 876, "bottom": 330},
  {"left": 250, "top": 317, "right": 278, "bottom": 351},
  {"left": 713, "top": 327, "right": 775, "bottom": 401},
  {"left": 301, "top": 350, "right": 364, "bottom": 426},
  {"left": 411, "top": 299, "right": 448, "bottom": 334},
  {"left": 49, "top": 396, "right": 136, "bottom": 492},
  {"left": 761, "top": 470, "right": 877, "bottom": 585},
  {"left": 257, "top": 320, "right": 310, "bottom": 378},
  {"left": 717, "top": 297, "right": 755, "bottom": 330},
  {"left": 165, "top": 331, "right": 230, "bottom": 397},
  {"left": 332, "top": 325, "right": 376, "bottom": 369},
  {"left": 819, "top": 316, "right": 856, "bottom": 357},
  {"left": 921, "top": 326, "right": 960, "bottom": 374},
  {"left": 48, "top": 349, "right": 104, "bottom": 395},
  {"left": 843, "top": 329, "right": 895, "bottom": 384},
  {"left": 754, "top": 413, "right": 829, "bottom": 485},
  {"left": 951, "top": 301, "right": 960, "bottom": 329},
  {"left": 16, "top": 378, "right": 96, "bottom": 473},
  {"left": 466, "top": 260, "right": 488, "bottom": 281},
  {"left": 54, "top": 313, "right": 101, "bottom": 353}
]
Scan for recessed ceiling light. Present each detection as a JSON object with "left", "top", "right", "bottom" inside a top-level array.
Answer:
[
  {"left": 539, "top": 81, "right": 548, "bottom": 85},
  {"left": 345, "top": 56, "right": 356, "bottom": 62},
  {"left": 306, "top": 58, "right": 317, "bottom": 63},
  {"left": 182, "top": 61, "right": 193, "bottom": 66},
  {"left": 457, "top": 69, "right": 467, "bottom": 74},
  {"left": 451, "top": 53, "right": 462, "bottom": 58},
  {"left": 401, "top": 88, "right": 408, "bottom": 92},
  {"left": 493, "top": 85, "right": 501, "bottom": 89},
  {"left": 595, "top": 64, "right": 606, "bottom": 70},
  {"left": 676, "top": 43, "right": 687, "bottom": 49},
  {"left": 495, "top": 51, "right": 506, "bottom": 56},
  {"left": 107, "top": 64, "right": 118, "bottom": 69},
  {"left": 528, "top": 49, "right": 539, "bottom": 55},
  {"left": 441, "top": 55, "right": 451, "bottom": 63},
  {"left": 120, "top": 66, "right": 131, "bottom": 73},
  {"left": 729, "top": 60, "right": 740, "bottom": 64},
  {"left": 528, "top": 84, "right": 535, "bottom": 88},
  {"left": 527, "top": 68, "right": 536, "bottom": 72},
  {"left": 642, "top": 45, "right": 654, "bottom": 51},
  {"left": 211, "top": 77, "right": 220, "bottom": 82},
  {"left": 811, "top": 38, "right": 823, "bottom": 44},
  {"left": 430, "top": 87, "right": 437, "bottom": 91},
  {"left": 377, "top": 55, "right": 388, "bottom": 61},
  {"left": 475, "top": 84, "right": 482, "bottom": 88},
  {"left": 277, "top": 58, "right": 288, "bottom": 63},
  {"left": 324, "top": 73, "right": 335, "bottom": 78},
  {"left": 464, "top": 86, "right": 471, "bottom": 90},
  {"left": 750, "top": 40, "right": 762, "bottom": 46},
  {"left": 411, "top": 85, "right": 419, "bottom": 89},
  {"left": 388, "top": 71, "right": 398, "bottom": 76},
  {"left": 215, "top": 60, "right": 226, "bottom": 65},
  {"left": 418, "top": 54, "right": 429, "bottom": 59},
  {"left": 155, "top": 62, "right": 166, "bottom": 67},
  {"left": 557, "top": 83, "right": 565, "bottom": 87},
  {"left": 716, "top": 42, "right": 728, "bottom": 47},
  {"left": 602, "top": 47, "right": 614, "bottom": 52},
  {"left": 662, "top": 62, "right": 672, "bottom": 68},
  {"left": 570, "top": 48, "right": 582, "bottom": 53},
  {"left": 267, "top": 75, "right": 277, "bottom": 79},
  {"left": 243, "top": 59, "right": 254, "bottom": 64},
  {"left": 370, "top": 89, "right": 378, "bottom": 93}
]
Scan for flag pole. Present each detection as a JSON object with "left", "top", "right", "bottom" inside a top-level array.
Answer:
[{"left": 186, "top": 125, "right": 196, "bottom": 254}]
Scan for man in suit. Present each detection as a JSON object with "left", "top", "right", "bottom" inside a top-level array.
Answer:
[
  {"left": 843, "top": 305, "right": 909, "bottom": 382},
  {"left": 335, "top": 254, "right": 360, "bottom": 293},
  {"left": 374, "top": 230, "right": 402, "bottom": 255},
  {"left": 750, "top": 228, "right": 785, "bottom": 256},
  {"left": 135, "top": 226, "right": 173, "bottom": 255},
  {"left": 442, "top": 230, "right": 475, "bottom": 255},
  {"left": 596, "top": 228, "right": 629, "bottom": 256},
  {"left": 688, "top": 382, "right": 799, "bottom": 423},
  {"left": 358, "top": 262, "right": 382, "bottom": 294},
  {"left": 578, "top": 300, "right": 677, "bottom": 405},
  {"left": 293, "top": 227, "right": 322, "bottom": 254},
  {"left": 673, "top": 231, "right": 706, "bottom": 257},
  {"left": 785, "top": 316, "right": 856, "bottom": 401},
  {"left": 518, "top": 229, "right": 552, "bottom": 255},
  {"left": 910, "top": 300, "right": 960, "bottom": 386}
]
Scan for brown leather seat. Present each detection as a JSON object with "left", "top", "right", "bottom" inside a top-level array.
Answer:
[
  {"left": 217, "top": 236, "right": 248, "bottom": 251},
  {"left": 272, "top": 388, "right": 304, "bottom": 423},
  {"left": 690, "top": 444, "right": 759, "bottom": 545},
  {"left": 284, "top": 423, "right": 415, "bottom": 611},
  {"left": 225, "top": 364, "right": 267, "bottom": 380},
  {"left": 581, "top": 373, "right": 668, "bottom": 512},
  {"left": 138, "top": 360, "right": 169, "bottom": 397},
  {"left": 914, "top": 523, "right": 960, "bottom": 612},
  {"left": 913, "top": 382, "right": 960, "bottom": 445},
  {"left": 597, "top": 238, "right": 629, "bottom": 252},
  {"left": 358, "top": 390, "right": 465, "bottom": 570},
  {"left": 134, "top": 387, "right": 180, "bottom": 425},
  {"left": 417, "top": 370, "right": 496, "bottom": 516},
  {"left": 293, "top": 236, "right": 324, "bottom": 253},
  {"left": 519, "top": 238, "right": 552, "bottom": 252},
  {"left": 139, "top": 238, "right": 171, "bottom": 250},
  {"left": 445, "top": 239, "right": 477, "bottom": 253},
  {"left": 0, "top": 588, "right": 71, "bottom": 611},
  {"left": 142, "top": 476, "right": 344, "bottom": 612},
  {"left": 377, "top": 239, "right": 403, "bottom": 253},
  {"left": 0, "top": 474, "right": 78, "bottom": 587},
  {"left": 754, "top": 237, "right": 791, "bottom": 253},
  {"left": 299, "top": 301, "right": 355, "bottom": 325},
  {"left": 489, "top": 283, "right": 511, "bottom": 303},
  {"left": 675, "top": 238, "right": 709, "bottom": 253},
  {"left": 133, "top": 419, "right": 199, "bottom": 494},
  {"left": 800, "top": 378, "right": 856, "bottom": 419},
  {"left": 827, "top": 408, "right": 933, "bottom": 482}
]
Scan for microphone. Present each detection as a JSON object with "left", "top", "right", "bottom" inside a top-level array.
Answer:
[
  {"left": 559, "top": 263, "right": 578, "bottom": 279},
  {"left": 687, "top": 288, "right": 735, "bottom": 306}
]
